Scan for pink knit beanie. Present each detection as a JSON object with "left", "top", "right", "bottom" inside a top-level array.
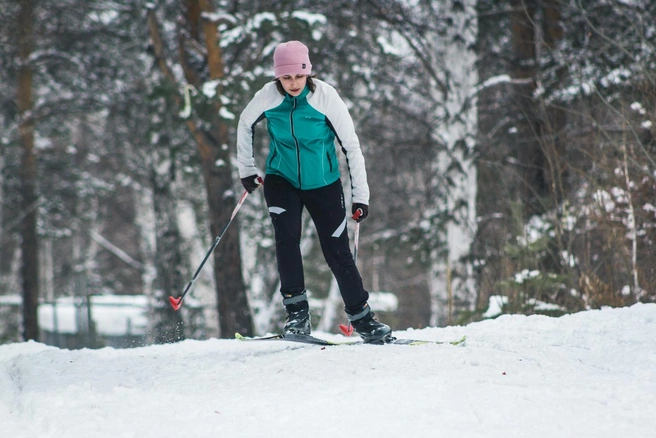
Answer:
[{"left": 273, "top": 41, "right": 312, "bottom": 78}]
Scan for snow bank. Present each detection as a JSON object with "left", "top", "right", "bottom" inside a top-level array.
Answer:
[{"left": 1, "top": 304, "right": 654, "bottom": 437}]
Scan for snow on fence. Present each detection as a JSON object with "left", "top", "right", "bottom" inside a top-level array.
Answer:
[
  {"left": 38, "top": 294, "right": 150, "bottom": 349},
  {"left": 1, "top": 294, "right": 158, "bottom": 349}
]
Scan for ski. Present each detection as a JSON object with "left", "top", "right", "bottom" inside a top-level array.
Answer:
[
  {"left": 235, "top": 332, "right": 466, "bottom": 347},
  {"left": 235, "top": 332, "right": 342, "bottom": 345},
  {"left": 388, "top": 336, "right": 467, "bottom": 346}
]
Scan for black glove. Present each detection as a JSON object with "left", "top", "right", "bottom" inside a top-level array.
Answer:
[
  {"left": 351, "top": 203, "right": 369, "bottom": 222},
  {"left": 241, "top": 175, "right": 262, "bottom": 193}
]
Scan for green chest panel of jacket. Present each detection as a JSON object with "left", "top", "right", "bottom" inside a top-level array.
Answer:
[{"left": 264, "top": 87, "right": 340, "bottom": 190}]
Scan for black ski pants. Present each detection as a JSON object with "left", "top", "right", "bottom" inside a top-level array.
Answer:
[{"left": 263, "top": 174, "right": 368, "bottom": 313}]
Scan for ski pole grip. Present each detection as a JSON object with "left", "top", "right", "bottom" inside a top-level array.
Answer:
[{"left": 352, "top": 208, "right": 363, "bottom": 221}]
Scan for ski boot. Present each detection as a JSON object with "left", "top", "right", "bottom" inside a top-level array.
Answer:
[
  {"left": 283, "top": 291, "right": 311, "bottom": 335},
  {"left": 348, "top": 304, "right": 392, "bottom": 343}
]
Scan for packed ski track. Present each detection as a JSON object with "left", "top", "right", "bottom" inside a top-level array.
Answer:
[{"left": 1, "top": 304, "right": 655, "bottom": 438}]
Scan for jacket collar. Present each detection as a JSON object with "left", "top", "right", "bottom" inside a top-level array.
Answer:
[{"left": 285, "top": 84, "right": 310, "bottom": 101}]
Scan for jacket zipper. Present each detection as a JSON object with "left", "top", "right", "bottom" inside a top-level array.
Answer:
[
  {"left": 290, "top": 98, "right": 302, "bottom": 187},
  {"left": 326, "top": 152, "right": 333, "bottom": 172}
]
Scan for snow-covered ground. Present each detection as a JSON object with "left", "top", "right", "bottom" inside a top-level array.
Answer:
[{"left": 1, "top": 304, "right": 655, "bottom": 438}]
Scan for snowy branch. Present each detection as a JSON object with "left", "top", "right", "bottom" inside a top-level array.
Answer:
[{"left": 90, "top": 230, "right": 144, "bottom": 271}]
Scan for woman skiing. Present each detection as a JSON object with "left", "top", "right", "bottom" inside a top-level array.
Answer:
[{"left": 236, "top": 40, "right": 391, "bottom": 343}]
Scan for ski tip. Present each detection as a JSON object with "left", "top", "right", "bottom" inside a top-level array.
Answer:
[
  {"left": 168, "top": 296, "right": 182, "bottom": 311},
  {"left": 339, "top": 324, "right": 354, "bottom": 337},
  {"left": 235, "top": 332, "right": 245, "bottom": 340}
]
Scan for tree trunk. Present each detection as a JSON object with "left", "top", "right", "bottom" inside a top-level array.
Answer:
[
  {"left": 510, "top": 0, "right": 567, "bottom": 216},
  {"left": 541, "top": 0, "right": 568, "bottom": 235},
  {"left": 0, "top": 147, "right": 21, "bottom": 290},
  {"left": 146, "top": 3, "right": 252, "bottom": 337},
  {"left": 510, "top": 0, "right": 548, "bottom": 216},
  {"left": 17, "top": 0, "right": 39, "bottom": 341},
  {"left": 151, "top": 154, "right": 186, "bottom": 343},
  {"left": 195, "top": 0, "right": 252, "bottom": 337}
]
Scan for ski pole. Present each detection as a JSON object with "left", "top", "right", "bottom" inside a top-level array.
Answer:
[
  {"left": 353, "top": 221, "right": 360, "bottom": 265},
  {"left": 339, "top": 208, "right": 363, "bottom": 336},
  {"left": 169, "top": 181, "right": 261, "bottom": 310},
  {"left": 351, "top": 207, "right": 363, "bottom": 265}
]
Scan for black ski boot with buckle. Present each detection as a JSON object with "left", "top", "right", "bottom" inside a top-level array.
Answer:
[
  {"left": 348, "top": 305, "right": 392, "bottom": 343},
  {"left": 283, "top": 291, "right": 311, "bottom": 335}
]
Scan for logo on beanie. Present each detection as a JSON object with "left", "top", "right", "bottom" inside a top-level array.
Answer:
[{"left": 302, "top": 63, "right": 306, "bottom": 69}]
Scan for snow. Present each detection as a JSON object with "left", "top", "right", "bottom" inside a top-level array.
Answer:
[
  {"left": 219, "top": 106, "right": 235, "bottom": 120},
  {"left": 483, "top": 295, "right": 563, "bottom": 319},
  {"left": 377, "top": 36, "right": 401, "bottom": 56},
  {"left": 472, "top": 74, "right": 512, "bottom": 94},
  {"left": 87, "top": 10, "right": 118, "bottom": 25},
  {"left": 290, "top": 11, "right": 327, "bottom": 27},
  {"left": 1, "top": 304, "right": 655, "bottom": 438},
  {"left": 200, "top": 12, "right": 237, "bottom": 25},
  {"left": 201, "top": 80, "right": 220, "bottom": 99},
  {"left": 483, "top": 295, "right": 507, "bottom": 318}
]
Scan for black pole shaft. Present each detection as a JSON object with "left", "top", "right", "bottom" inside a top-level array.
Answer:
[{"left": 175, "top": 190, "right": 250, "bottom": 303}]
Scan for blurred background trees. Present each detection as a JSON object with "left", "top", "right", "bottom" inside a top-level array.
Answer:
[
  {"left": 1, "top": 0, "right": 654, "bottom": 347},
  {"left": 475, "top": 0, "right": 656, "bottom": 317}
]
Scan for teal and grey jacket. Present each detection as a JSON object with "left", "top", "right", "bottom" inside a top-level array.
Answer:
[{"left": 237, "top": 79, "right": 369, "bottom": 205}]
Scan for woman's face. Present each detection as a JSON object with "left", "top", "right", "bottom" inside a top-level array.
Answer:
[{"left": 278, "top": 74, "right": 307, "bottom": 96}]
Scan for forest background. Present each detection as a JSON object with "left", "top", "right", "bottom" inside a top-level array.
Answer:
[{"left": 1, "top": 0, "right": 655, "bottom": 346}]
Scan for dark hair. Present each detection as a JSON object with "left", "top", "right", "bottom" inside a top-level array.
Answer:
[{"left": 274, "top": 75, "right": 317, "bottom": 95}]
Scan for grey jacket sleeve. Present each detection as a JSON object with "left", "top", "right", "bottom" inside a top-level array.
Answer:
[
  {"left": 236, "top": 83, "right": 282, "bottom": 178},
  {"left": 310, "top": 80, "right": 370, "bottom": 205}
]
